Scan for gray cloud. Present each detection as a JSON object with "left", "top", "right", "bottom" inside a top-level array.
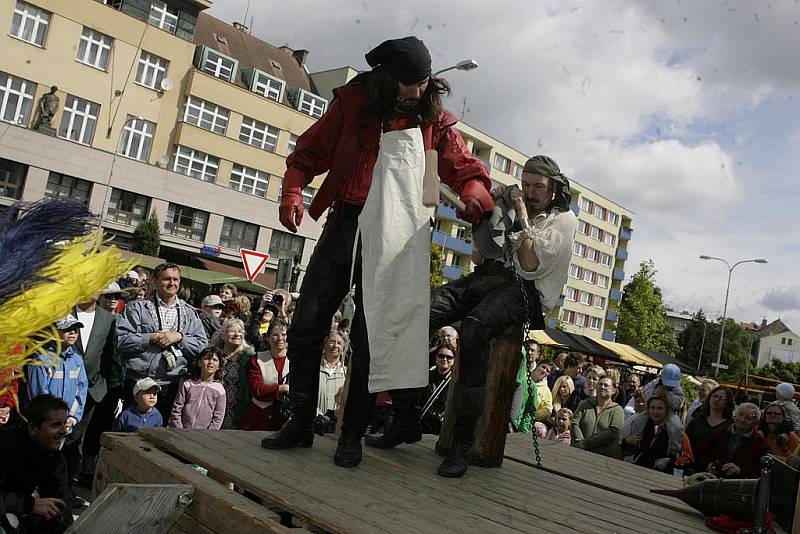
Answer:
[{"left": 761, "top": 287, "right": 800, "bottom": 313}]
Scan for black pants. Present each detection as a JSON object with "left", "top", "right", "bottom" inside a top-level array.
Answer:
[
  {"left": 430, "top": 261, "right": 544, "bottom": 388},
  {"left": 82, "top": 387, "right": 122, "bottom": 458},
  {"left": 62, "top": 398, "right": 94, "bottom": 485},
  {"left": 288, "top": 205, "right": 375, "bottom": 435}
]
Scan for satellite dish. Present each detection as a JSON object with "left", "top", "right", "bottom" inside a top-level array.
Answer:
[
  {"left": 157, "top": 155, "right": 170, "bottom": 168},
  {"left": 159, "top": 78, "right": 173, "bottom": 92}
]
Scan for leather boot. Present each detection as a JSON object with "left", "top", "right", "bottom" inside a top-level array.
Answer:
[
  {"left": 365, "top": 389, "right": 422, "bottom": 449},
  {"left": 262, "top": 347, "right": 319, "bottom": 450},
  {"left": 261, "top": 418, "right": 314, "bottom": 449},
  {"left": 333, "top": 430, "right": 363, "bottom": 468},
  {"left": 437, "top": 385, "right": 485, "bottom": 478}
]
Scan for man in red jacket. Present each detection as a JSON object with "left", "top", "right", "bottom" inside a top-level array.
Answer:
[{"left": 261, "top": 36, "right": 493, "bottom": 469}]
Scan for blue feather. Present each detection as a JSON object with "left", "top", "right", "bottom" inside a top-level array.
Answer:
[{"left": 0, "top": 198, "right": 95, "bottom": 305}]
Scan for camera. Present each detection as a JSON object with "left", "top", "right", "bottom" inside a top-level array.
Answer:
[{"left": 273, "top": 294, "right": 284, "bottom": 306}]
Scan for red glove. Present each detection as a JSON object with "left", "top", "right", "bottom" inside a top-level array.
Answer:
[
  {"left": 279, "top": 171, "right": 306, "bottom": 232},
  {"left": 457, "top": 179, "right": 494, "bottom": 224}
]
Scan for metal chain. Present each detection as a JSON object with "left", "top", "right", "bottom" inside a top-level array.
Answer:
[{"left": 505, "top": 229, "right": 543, "bottom": 470}]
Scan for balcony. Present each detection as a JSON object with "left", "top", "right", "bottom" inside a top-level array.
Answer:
[
  {"left": 609, "top": 289, "right": 622, "bottom": 301},
  {"left": 606, "top": 309, "right": 618, "bottom": 322},
  {"left": 431, "top": 230, "right": 473, "bottom": 256},
  {"left": 443, "top": 265, "right": 464, "bottom": 280},
  {"left": 603, "top": 330, "right": 616, "bottom": 341},
  {"left": 570, "top": 203, "right": 579, "bottom": 216},
  {"left": 620, "top": 227, "right": 632, "bottom": 241},
  {"left": 548, "top": 318, "right": 558, "bottom": 328},
  {"left": 435, "top": 202, "right": 458, "bottom": 221},
  {"left": 616, "top": 248, "right": 628, "bottom": 261},
  {"left": 612, "top": 268, "right": 625, "bottom": 281}
]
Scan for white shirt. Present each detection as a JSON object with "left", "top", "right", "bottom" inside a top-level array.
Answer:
[
  {"left": 76, "top": 308, "right": 96, "bottom": 353},
  {"left": 509, "top": 209, "right": 578, "bottom": 310}
]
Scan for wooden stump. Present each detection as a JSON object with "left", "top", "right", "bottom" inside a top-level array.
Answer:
[{"left": 437, "top": 326, "right": 521, "bottom": 467}]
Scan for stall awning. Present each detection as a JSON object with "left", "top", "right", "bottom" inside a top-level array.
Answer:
[
  {"left": 639, "top": 348, "right": 696, "bottom": 374},
  {"left": 197, "top": 258, "right": 275, "bottom": 291},
  {"left": 594, "top": 339, "right": 663, "bottom": 369},
  {"left": 529, "top": 328, "right": 664, "bottom": 369}
]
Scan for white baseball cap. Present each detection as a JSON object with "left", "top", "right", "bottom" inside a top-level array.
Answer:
[
  {"left": 126, "top": 270, "right": 140, "bottom": 281},
  {"left": 133, "top": 377, "right": 161, "bottom": 396}
]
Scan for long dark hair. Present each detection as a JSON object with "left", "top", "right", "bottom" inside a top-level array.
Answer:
[
  {"left": 700, "top": 386, "right": 734, "bottom": 420},
  {"left": 362, "top": 69, "right": 450, "bottom": 126},
  {"left": 192, "top": 346, "right": 224, "bottom": 381},
  {"left": 759, "top": 402, "right": 792, "bottom": 436}
]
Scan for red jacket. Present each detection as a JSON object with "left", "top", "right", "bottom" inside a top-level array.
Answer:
[
  {"left": 285, "top": 84, "right": 490, "bottom": 220},
  {"left": 697, "top": 425, "right": 768, "bottom": 478}
]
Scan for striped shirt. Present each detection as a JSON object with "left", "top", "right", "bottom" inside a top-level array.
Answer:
[{"left": 156, "top": 295, "right": 179, "bottom": 332}]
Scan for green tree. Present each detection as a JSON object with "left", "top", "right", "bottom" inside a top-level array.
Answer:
[
  {"left": 132, "top": 211, "right": 161, "bottom": 256},
  {"left": 430, "top": 243, "right": 444, "bottom": 288},
  {"left": 758, "top": 360, "right": 800, "bottom": 383},
  {"left": 615, "top": 260, "right": 679, "bottom": 356},
  {"left": 677, "top": 310, "right": 709, "bottom": 373},
  {"left": 712, "top": 318, "right": 755, "bottom": 382}
]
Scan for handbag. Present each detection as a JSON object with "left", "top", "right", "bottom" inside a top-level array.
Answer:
[{"left": 277, "top": 371, "right": 292, "bottom": 420}]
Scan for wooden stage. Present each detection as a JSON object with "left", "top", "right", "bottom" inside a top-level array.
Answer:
[{"left": 95, "top": 429, "right": 713, "bottom": 533}]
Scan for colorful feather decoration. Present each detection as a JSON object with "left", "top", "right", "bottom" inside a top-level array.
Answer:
[{"left": 0, "top": 199, "right": 130, "bottom": 409}]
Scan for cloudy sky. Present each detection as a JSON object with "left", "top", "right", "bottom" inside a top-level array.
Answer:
[{"left": 211, "top": 0, "right": 800, "bottom": 332}]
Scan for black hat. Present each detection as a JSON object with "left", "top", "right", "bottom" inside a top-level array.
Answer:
[{"left": 365, "top": 36, "right": 432, "bottom": 84}]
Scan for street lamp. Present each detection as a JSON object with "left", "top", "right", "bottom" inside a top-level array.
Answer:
[
  {"left": 699, "top": 255, "right": 768, "bottom": 376},
  {"left": 434, "top": 59, "right": 479, "bottom": 77}
]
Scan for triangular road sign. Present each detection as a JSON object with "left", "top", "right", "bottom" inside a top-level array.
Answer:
[{"left": 240, "top": 248, "right": 270, "bottom": 281}]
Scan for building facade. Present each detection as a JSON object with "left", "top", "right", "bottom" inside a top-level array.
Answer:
[
  {"left": 751, "top": 319, "right": 800, "bottom": 368},
  {"left": 0, "top": 0, "right": 329, "bottom": 286}
]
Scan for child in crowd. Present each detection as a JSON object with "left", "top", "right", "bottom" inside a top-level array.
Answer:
[
  {"left": 26, "top": 315, "right": 88, "bottom": 435},
  {"left": 113, "top": 378, "right": 163, "bottom": 431},
  {"left": 169, "top": 347, "right": 226, "bottom": 429},
  {"left": 546, "top": 408, "right": 573, "bottom": 445}
]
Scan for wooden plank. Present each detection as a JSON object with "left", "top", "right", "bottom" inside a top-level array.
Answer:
[
  {"left": 501, "top": 433, "right": 699, "bottom": 515},
  {"left": 99, "top": 434, "right": 299, "bottom": 534},
  {"left": 138, "top": 429, "right": 711, "bottom": 534},
  {"left": 67, "top": 484, "right": 192, "bottom": 533}
]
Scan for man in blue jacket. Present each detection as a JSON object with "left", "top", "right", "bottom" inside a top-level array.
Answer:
[{"left": 116, "top": 263, "right": 207, "bottom": 422}]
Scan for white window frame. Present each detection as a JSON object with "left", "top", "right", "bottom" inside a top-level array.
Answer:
[
  {"left": 579, "top": 292, "right": 592, "bottom": 306},
  {"left": 230, "top": 164, "right": 269, "bottom": 198},
  {"left": 591, "top": 226, "right": 602, "bottom": 240},
  {"left": 148, "top": 0, "right": 178, "bottom": 34},
  {"left": 601, "top": 253, "right": 613, "bottom": 267},
  {"left": 590, "top": 317, "right": 602, "bottom": 330},
  {"left": 251, "top": 70, "right": 285, "bottom": 102},
  {"left": 565, "top": 287, "right": 578, "bottom": 301},
  {"left": 173, "top": 145, "right": 219, "bottom": 183},
  {"left": 287, "top": 134, "right": 298, "bottom": 155},
  {"left": 117, "top": 115, "right": 155, "bottom": 161},
  {"left": 493, "top": 153, "right": 510, "bottom": 174},
  {"left": 296, "top": 89, "right": 327, "bottom": 118},
  {"left": 580, "top": 197, "right": 592, "bottom": 212},
  {"left": 0, "top": 71, "right": 36, "bottom": 126},
  {"left": 77, "top": 27, "right": 112, "bottom": 71},
  {"left": 578, "top": 221, "right": 589, "bottom": 235},
  {"left": 203, "top": 49, "right": 237, "bottom": 82},
  {"left": 135, "top": 51, "right": 168, "bottom": 90},
  {"left": 58, "top": 95, "right": 99, "bottom": 145},
  {"left": 586, "top": 248, "right": 599, "bottom": 262},
  {"left": 583, "top": 269, "right": 595, "bottom": 284},
  {"left": 604, "top": 233, "right": 616, "bottom": 246},
  {"left": 597, "top": 274, "right": 608, "bottom": 289},
  {"left": 594, "top": 296, "right": 606, "bottom": 309},
  {"left": 575, "top": 313, "right": 587, "bottom": 327},
  {"left": 573, "top": 242, "right": 585, "bottom": 257},
  {"left": 239, "top": 116, "right": 278, "bottom": 152},
  {"left": 593, "top": 204, "right": 605, "bottom": 219},
  {"left": 183, "top": 96, "right": 229, "bottom": 135},
  {"left": 569, "top": 264, "right": 581, "bottom": 279},
  {"left": 607, "top": 211, "right": 619, "bottom": 225},
  {"left": 9, "top": 1, "right": 50, "bottom": 47}
]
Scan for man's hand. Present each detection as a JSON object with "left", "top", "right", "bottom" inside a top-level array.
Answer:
[
  {"left": 279, "top": 384, "right": 289, "bottom": 393},
  {"left": 721, "top": 463, "right": 741, "bottom": 476},
  {"left": 32, "top": 497, "right": 65, "bottom": 520},
  {"left": 457, "top": 180, "right": 494, "bottom": 224},
  {"left": 0, "top": 406, "right": 10, "bottom": 425},
  {"left": 279, "top": 192, "right": 304, "bottom": 233},
  {"left": 149, "top": 331, "right": 181, "bottom": 348}
]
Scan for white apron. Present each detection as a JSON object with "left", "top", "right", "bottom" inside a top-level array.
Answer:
[{"left": 356, "top": 127, "right": 432, "bottom": 392}]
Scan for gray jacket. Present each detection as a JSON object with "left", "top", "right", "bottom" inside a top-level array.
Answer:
[{"left": 116, "top": 297, "right": 208, "bottom": 383}]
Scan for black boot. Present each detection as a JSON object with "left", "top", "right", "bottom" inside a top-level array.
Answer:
[
  {"left": 333, "top": 430, "right": 363, "bottom": 468},
  {"left": 437, "top": 385, "right": 485, "bottom": 478},
  {"left": 261, "top": 418, "right": 314, "bottom": 449},
  {"left": 365, "top": 390, "right": 422, "bottom": 449}
]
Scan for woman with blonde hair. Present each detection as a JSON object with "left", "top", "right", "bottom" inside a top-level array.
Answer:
[
  {"left": 551, "top": 375, "right": 575, "bottom": 420},
  {"left": 565, "top": 364, "right": 605, "bottom": 412},
  {"left": 213, "top": 317, "right": 256, "bottom": 429}
]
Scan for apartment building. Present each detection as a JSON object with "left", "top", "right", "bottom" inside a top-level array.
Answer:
[{"left": 0, "top": 0, "right": 328, "bottom": 286}]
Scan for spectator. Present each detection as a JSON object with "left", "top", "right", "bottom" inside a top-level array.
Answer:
[
  {"left": 438, "top": 326, "right": 459, "bottom": 350},
  {"left": 548, "top": 352, "right": 585, "bottom": 394},
  {"left": 332, "top": 310, "right": 343, "bottom": 332},
  {"left": 522, "top": 340, "right": 540, "bottom": 369},
  {"left": 133, "top": 267, "right": 150, "bottom": 289},
  {"left": 248, "top": 302, "right": 279, "bottom": 352},
  {"left": 418, "top": 342, "right": 455, "bottom": 435},
  {"left": 219, "top": 283, "right": 238, "bottom": 303},
  {"left": 774, "top": 382, "right": 800, "bottom": 433},
  {"left": 623, "top": 392, "right": 682, "bottom": 473},
  {"left": 685, "top": 379, "right": 718, "bottom": 428},
  {"left": 0, "top": 395, "right": 72, "bottom": 533},
  {"left": 547, "top": 352, "right": 568, "bottom": 389},
  {"left": 510, "top": 362, "right": 552, "bottom": 434},
  {"left": 116, "top": 263, "right": 208, "bottom": 421},
  {"left": 67, "top": 295, "right": 117, "bottom": 491},
  {"left": 315, "top": 332, "right": 347, "bottom": 435},
  {"left": 605, "top": 368, "right": 626, "bottom": 405},
  {"left": 685, "top": 385, "right": 734, "bottom": 455},
  {"left": 760, "top": 402, "right": 800, "bottom": 461},
  {"left": 565, "top": 364, "right": 605, "bottom": 412},
  {"left": 235, "top": 295, "right": 252, "bottom": 323},
  {"left": 131, "top": 287, "right": 146, "bottom": 300},
  {"left": 113, "top": 378, "right": 163, "bottom": 432},
  {"left": 240, "top": 319, "right": 290, "bottom": 431},
  {"left": 198, "top": 294, "right": 225, "bottom": 339},
  {"left": 642, "top": 364, "right": 685, "bottom": 413},
  {"left": 271, "top": 289, "right": 292, "bottom": 318},
  {"left": 96, "top": 282, "right": 129, "bottom": 314},
  {"left": 220, "top": 301, "right": 241, "bottom": 323},
  {"left": 545, "top": 407, "right": 573, "bottom": 445},
  {"left": 120, "top": 270, "right": 140, "bottom": 290},
  {"left": 215, "top": 318, "right": 256, "bottom": 429},
  {"left": 169, "top": 347, "right": 226, "bottom": 430},
  {"left": 698, "top": 403, "right": 767, "bottom": 479},
  {"left": 621, "top": 386, "right": 646, "bottom": 461},
  {"left": 550, "top": 375, "right": 575, "bottom": 419},
  {"left": 571, "top": 376, "right": 624, "bottom": 458},
  {"left": 27, "top": 315, "right": 88, "bottom": 441},
  {"left": 621, "top": 373, "right": 641, "bottom": 406}
]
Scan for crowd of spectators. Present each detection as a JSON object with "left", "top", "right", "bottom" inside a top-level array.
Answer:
[{"left": 2, "top": 262, "right": 800, "bottom": 532}]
